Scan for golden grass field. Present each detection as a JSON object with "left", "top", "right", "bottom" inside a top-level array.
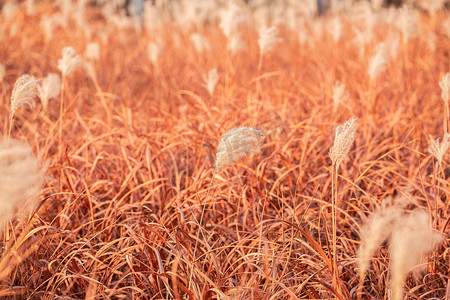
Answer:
[{"left": 0, "top": 0, "right": 449, "bottom": 299}]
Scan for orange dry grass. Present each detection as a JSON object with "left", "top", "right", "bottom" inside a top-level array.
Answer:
[{"left": 0, "top": 3, "right": 449, "bottom": 299}]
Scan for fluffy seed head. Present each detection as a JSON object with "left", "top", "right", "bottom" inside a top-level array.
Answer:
[
  {"left": 258, "top": 25, "right": 282, "bottom": 56},
  {"left": 327, "top": 16, "right": 342, "bottom": 43},
  {"left": 147, "top": 42, "right": 162, "bottom": 65},
  {"left": 439, "top": 73, "right": 450, "bottom": 105},
  {"left": 332, "top": 81, "right": 349, "bottom": 112},
  {"left": 57, "top": 46, "right": 82, "bottom": 76},
  {"left": 390, "top": 210, "right": 442, "bottom": 300},
  {"left": 219, "top": 3, "right": 245, "bottom": 39},
  {"left": 85, "top": 42, "right": 100, "bottom": 61},
  {"left": 10, "top": 74, "right": 40, "bottom": 118},
  {"left": 0, "top": 138, "right": 47, "bottom": 227},
  {"left": 358, "top": 202, "right": 442, "bottom": 300},
  {"left": 396, "top": 6, "right": 418, "bottom": 44},
  {"left": 215, "top": 127, "right": 266, "bottom": 171},
  {"left": 203, "top": 68, "right": 219, "bottom": 96},
  {"left": 329, "top": 117, "right": 358, "bottom": 169},
  {"left": 190, "top": 33, "right": 211, "bottom": 53},
  {"left": 358, "top": 203, "right": 403, "bottom": 282},
  {"left": 428, "top": 133, "right": 450, "bottom": 166},
  {"left": 228, "top": 32, "right": 246, "bottom": 55},
  {"left": 368, "top": 42, "right": 388, "bottom": 81},
  {"left": 37, "top": 73, "right": 61, "bottom": 110}
]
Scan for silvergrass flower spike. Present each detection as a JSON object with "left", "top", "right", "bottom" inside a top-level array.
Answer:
[
  {"left": 0, "top": 138, "right": 47, "bottom": 227},
  {"left": 428, "top": 133, "right": 450, "bottom": 166},
  {"left": 439, "top": 73, "right": 450, "bottom": 104},
  {"left": 329, "top": 117, "right": 358, "bottom": 169},
  {"left": 258, "top": 25, "right": 282, "bottom": 56},
  {"left": 57, "top": 46, "right": 82, "bottom": 76},
  {"left": 10, "top": 74, "right": 40, "bottom": 118},
  {"left": 358, "top": 203, "right": 442, "bottom": 300},
  {"left": 215, "top": 127, "right": 266, "bottom": 171},
  {"left": 203, "top": 68, "right": 219, "bottom": 96},
  {"left": 37, "top": 73, "right": 61, "bottom": 110}
]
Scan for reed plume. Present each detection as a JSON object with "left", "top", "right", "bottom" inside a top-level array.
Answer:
[
  {"left": 329, "top": 116, "right": 358, "bottom": 170},
  {"left": 358, "top": 202, "right": 403, "bottom": 282},
  {"left": 428, "top": 132, "right": 450, "bottom": 227},
  {"left": 219, "top": 3, "right": 246, "bottom": 55},
  {"left": 428, "top": 133, "right": 450, "bottom": 166},
  {"left": 10, "top": 74, "right": 40, "bottom": 118},
  {"left": 219, "top": 3, "right": 245, "bottom": 39},
  {"left": 396, "top": 6, "right": 418, "bottom": 45},
  {"left": 9, "top": 74, "right": 40, "bottom": 136},
  {"left": 358, "top": 203, "right": 442, "bottom": 300},
  {"left": 190, "top": 33, "right": 211, "bottom": 53},
  {"left": 390, "top": 210, "right": 442, "bottom": 300},
  {"left": 228, "top": 33, "right": 245, "bottom": 55},
  {"left": 368, "top": 42, "right": 388, "bottom": 82},
  {"left": 0, "top": 138, "right": 47, "bottom": 227},
  {"left": 215, "top": 127, "right": 266, "bottom": 171},
  {"left": 439, "top": 73, "right": 450, "bottom": 104},
  {"left": 327, "top": 16, "right": 342, "bottom": 43},
  {"left": 332, "top": 81, "right": 349, "bottom": 112},
  {"left": 85, "top": 42, "right": 100, "bottom": 61},
  {"left": 57, "top": 46, "right": 82, "bottom": 76},
  {"left": 147, "top": 42, "right": 161, "bottom": 66},
  {"left": 258, "top": 25, "right": 282, "bottom": 56},
  {"left": 37, "top": 73, "right": 61, "bottom": 111},
  {"left": 203, "top": 68, "right": 219, "bottom": 96}
]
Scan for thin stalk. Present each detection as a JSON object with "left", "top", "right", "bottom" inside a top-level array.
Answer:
[
  {"left": 256, "top": 52, "right": 263, "bottom": 96},
  {"left": 444, "top": 101, "right": 449, "bottom": 134},
  {"left": 8, "top": 115, "right": 13, "bottom": 137},
  {"left": 331, "top": 163, "right": 341, "bottom": 296},
  {"left": 435, "top": 163, "right": 441, "bottom": 229},
  {"left": 430, "top": 163, "right": 442, "bottom": 273},
  {"left": 188, "top": 168, "right": 216, "bottom": 291},
  {"left": 225, "top": 45, "right": 231, "bottom": 102},
  {"left": 257, "top": 193, "right": 268, "bottom": 274},
  {"left": 58, "top": 75, "right": 66, "bottom": 148},
  {"left": 87, "top": 68, "right": 111, "bottom": 124}
]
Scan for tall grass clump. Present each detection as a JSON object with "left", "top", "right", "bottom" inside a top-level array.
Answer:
[
  {"left": 329, "top": 116, "right": 357, "bottom": 295},
  {"left": 189, "top": 126, "right": 266, "bottom": 289}
]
